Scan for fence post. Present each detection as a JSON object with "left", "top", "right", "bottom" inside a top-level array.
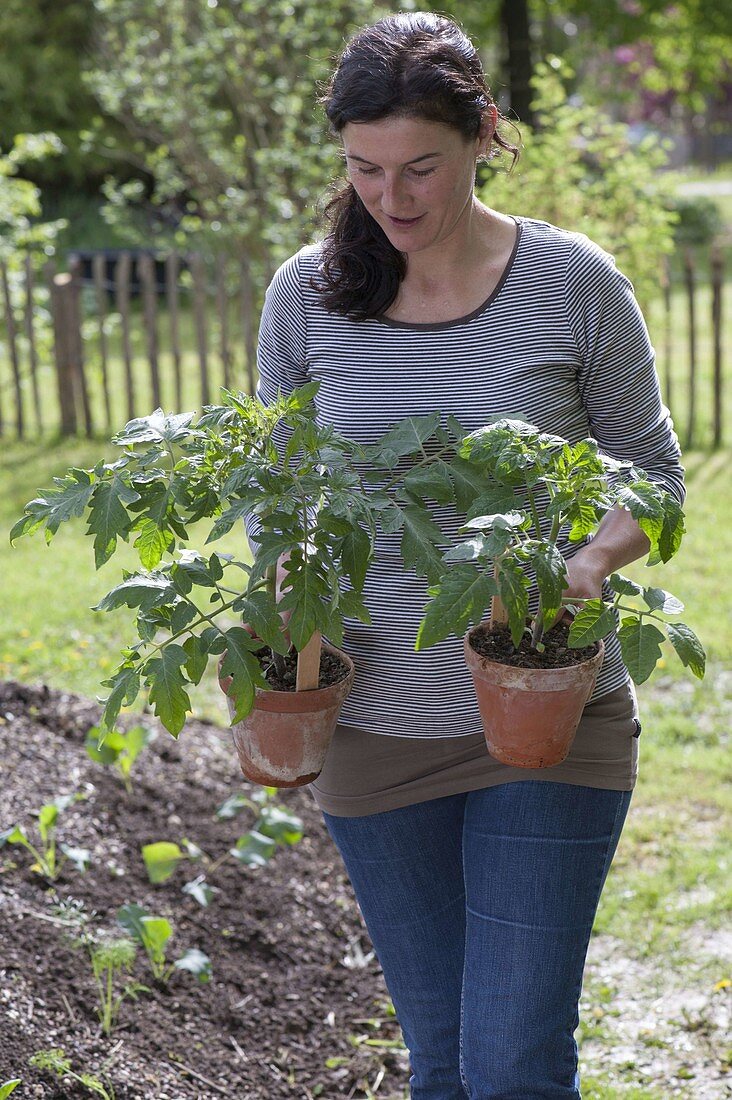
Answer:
[
  {"left": 239, "top": 257, "right": 257, "bottom": 396},
  {"left": 51, "top": 272, "right": 79, "bottom": 436},
  {"left": 139, "top": 253, "right": 161, "bottom": 409},
  {"left": 166, "top": 252, "right": 183, "bottom": 410},
  {"left": 68, "top": 256, "right": 93, "bottom": 437},
  {"left": 711, "top": 246, "right": 723, "bottom": 449},
  {"left": 0, "top": 260, "right": 23, "bottom": 438},
  {"left": 216, "top": 254, "right": 232, "bottom": 392},
  {"left": 190, "top": 252, "right": 210, "bottom": 407},
  {"left": 115, "top": 252, "right": 135, "bottom": 422},
  {"left": 23, "top": 254, "right": 43, "bottom": 435},
  {"left": 683, "top": 248, "right": 697, "bottom": 449},
  {"left": 92, "top": 253, "right": 112, "bottom": 429}
]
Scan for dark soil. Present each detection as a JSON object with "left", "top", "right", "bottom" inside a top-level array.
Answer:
[
  {"left": 469, "top": 620, "right": 599, "bottom": 669},
  {"left": 258, "top": 649, "right": 350, "bottom": 693},
  {"left": 0, "top": 679, "right": 409, "bottom": 1099}
]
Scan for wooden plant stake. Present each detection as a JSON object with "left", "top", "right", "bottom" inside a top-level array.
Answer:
[{"left": 296, "top": 631, "right": 322, "bottom": 691}]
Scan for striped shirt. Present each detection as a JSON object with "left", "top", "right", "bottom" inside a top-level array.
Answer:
[{"left": 249, "top": 215, "right": 684, "bottom": 739}]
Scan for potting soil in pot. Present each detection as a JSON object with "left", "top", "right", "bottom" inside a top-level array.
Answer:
[
  {"left": 256, "top": 647, "right": 351, "bottom": 691},
  {"left": 469, "top": 620, "right": 599, "bottom": 669}
]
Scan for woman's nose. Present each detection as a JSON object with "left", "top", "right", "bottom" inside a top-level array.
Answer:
[{"left": 381, "top": 173, "right": 411, "bottom": 214}]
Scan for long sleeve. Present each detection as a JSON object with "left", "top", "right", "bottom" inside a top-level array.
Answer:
[{"left": 566, "top": 234, "right": 685, "bottom": 504}]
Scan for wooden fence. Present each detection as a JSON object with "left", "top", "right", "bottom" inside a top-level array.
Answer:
[
  {"left": 0, "top": 249, "right": 260, "bottom": 440},
  {"left": 0, "top": 245, "right": 728, "bottom": 446}
]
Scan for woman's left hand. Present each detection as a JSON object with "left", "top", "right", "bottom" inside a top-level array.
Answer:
[{"left": 560, "top": 550, "right": 606, "bottom": 612}]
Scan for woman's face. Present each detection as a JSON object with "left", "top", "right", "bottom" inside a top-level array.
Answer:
[{"left": 341, "top": 113, "right": 494, "bottom": 256}]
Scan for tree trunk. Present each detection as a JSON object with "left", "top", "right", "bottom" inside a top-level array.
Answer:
[{"left": 500, "top": 0, "right": 535, "bottom": 128}]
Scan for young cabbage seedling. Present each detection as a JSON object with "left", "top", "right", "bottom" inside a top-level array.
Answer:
[
  {"left": 85, "top": 723, "right": 155, "bottom": 793},
  {"left": 413, "top": 419, "right": 705, "bottom": 684},
  {"left": 117, "top": 904, "right": 212, "bottom": 983},
  {"left": 0, "top": 794, "right": 89, "bottom": 880}
]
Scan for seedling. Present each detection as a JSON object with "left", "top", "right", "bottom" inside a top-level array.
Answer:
[
  {"left": 88, "top": 936, "right": 145, "bottom": 1035},
  {"left": 85, "top": 722, "right": 155, "bottom": 793},
  {"left": 117, "top": 904, "right": 211, "bottom": 983},
  {"left": 0, "top": 793, "right": 89, "bottom": 880},
  {"left": 29, "top": 1048, "right": 115, "bottom": 1099}
]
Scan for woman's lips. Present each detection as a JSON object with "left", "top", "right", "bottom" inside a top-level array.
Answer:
[{"left": 385, "top": 213, "right": 425, "bottom": 228}]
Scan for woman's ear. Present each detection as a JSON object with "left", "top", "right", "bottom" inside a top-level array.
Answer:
[{"left": 477, "top": 106, "right": 499, "bottom": 158}]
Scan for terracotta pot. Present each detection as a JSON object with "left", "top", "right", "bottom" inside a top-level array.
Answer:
[
  {"left": 218, "top": 644, "right": 354, "bottom": 788},
  {"left": 464, "top": 624, "right": 605, "bottom": 769}
]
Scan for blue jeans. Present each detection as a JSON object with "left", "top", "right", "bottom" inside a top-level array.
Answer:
[{"left": 322, "top": 781, "right": 632, "bottom": 1099}]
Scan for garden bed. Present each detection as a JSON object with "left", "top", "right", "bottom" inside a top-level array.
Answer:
[{"left": 0, "top": 680, "right": 408, "bottom": 1099}]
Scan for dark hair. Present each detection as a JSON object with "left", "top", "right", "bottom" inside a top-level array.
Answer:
[{"left": 314, "top": 12, "right": 520, "bottom": 320}]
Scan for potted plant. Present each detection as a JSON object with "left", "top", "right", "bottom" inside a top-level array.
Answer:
[
  {"left": 406, "top": 418, "right": 706, "bottom": 768},
  {"left": 10, "top": 383, "right": 378, "bottom": 787}
]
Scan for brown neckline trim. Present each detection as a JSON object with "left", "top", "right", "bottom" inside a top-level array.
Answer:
[{"left": 375, "top": 215, "right": 523, "bottom": 331}]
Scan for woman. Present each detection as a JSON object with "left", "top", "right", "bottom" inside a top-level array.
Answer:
[{"left": 250, "top": 12, "right": 683, "bottom": 1098}]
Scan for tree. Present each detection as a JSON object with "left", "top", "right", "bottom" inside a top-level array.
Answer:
[{"left": 83, "top": 0, "right": 382, "bottom": 280}]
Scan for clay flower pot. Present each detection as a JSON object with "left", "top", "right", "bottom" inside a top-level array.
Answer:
[
  {"left": 464, "top": 625, "right": 605, "bottom": 769},
  {"left": 218, "top": 644, "right": 355, "bottom": 787}
]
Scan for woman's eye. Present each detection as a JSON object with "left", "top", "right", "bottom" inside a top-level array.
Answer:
[{"left": 356, "top": 167, "right": 380, "bottom": 176}]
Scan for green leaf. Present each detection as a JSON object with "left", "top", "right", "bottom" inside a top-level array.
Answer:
[
  {"left": 215, "top": 792, "right": 251, "bottom": 819},
  {"left": 278, "top": 561, "right": 330, "bottom": 651},
  {"left": 85, "top": 474, "right": 139, "bottom": 567},
  {"left": 140, "top": 915, "right": 172, "bottom": 958},
  {"left": 447, "top": 456, "right": 491, "bottom": 512},
  {"left": 655, "top": 494, "right": 685, "bottom": 564},
  {"left": 568, "top": 600, "right": 617, "bottom": 646},
  {"left": 60, "top": 844, "right": 92, "bottom": 873},
  {"left": 0, "top": 1080, "right": 22, "bottom": 1099},
  {"left": 182, "top": 635, "right": 209, "bottom": 685},
  {"left": 285, "top": 380, "right": 320, "bottom": 410},
  {"left": 461, "top": 511, "right": 526, "bottom": 531},
  {"left": 117, "top": 903, "right": 150, "bottom": 942},
  {"left": 143, "top": 645, "right": 191, "bottom": 736},
  {"left": 0, "top": 825, "right": 27, "bottom": 847},
  {"left": 531, "top": 542, "right": 568, "bottom": 620},
  {"left": 182, "top": 878, "right": 216, "bottom": 907},
  {"left": 465, "top": 485, "right": 519, "bottom": 520},
  {"left": 230, "top": 830, "right": 277, "bottom": 867},
  {"left": 338, "top": 588, "right": 371, "bottom": 624},
  {"left": 416, "top": 567, "right": 497, "bottom": 650},
  {"left": 218, "top": 628, "right": 267, "bottom": 723},
  {"left": 141, "top": 842, "right": 185, "bottom": 884},
  {"left": 93, "top": 573, "right": 176, "bottom": 613},
  {"left": 365, "top": 413, "right": 440, "bottom": 466},
  {"left": 618, "top": 617, "right": 666, "bottom": 684},
  {"left": 404, "top": 460, "right": 454, "bottom": 503},
  {"left": 232, "top": 591, "right": 289, "bottom": 655},
  {"left": 98, "top": 665, "right": 141, "bottom": 737},
  {"left": 497, "top": 558, "right": 530, "bottom": 647},
  {"left": 642, "top": 587, "right": 684, "bottom": 614},
  {"left": 609, "top": 572, "right": 643, "bottom": 597},
  {"left": 257, "top": 805, "right": 304, "bottom": 846},
  {"left": 174, "top": 947, "right": 212, "bottom": 982},
  {"left": 85, "top": 727, "right": 125, "bottom": 765},
  {"left": 340, "top": 525, "right": 372, "bottom": 592},
  {"left": 666, "top": 623, "right": 706, "bottom": 679},
  {"left": 10, "top": 468, "right": 95, "bottom": 544},
  {"left": 133, "top": 518, "right": 175, "bottom": 569},
  {"left": 399, "top": 504, "right": 447, "bottom": 583}
]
